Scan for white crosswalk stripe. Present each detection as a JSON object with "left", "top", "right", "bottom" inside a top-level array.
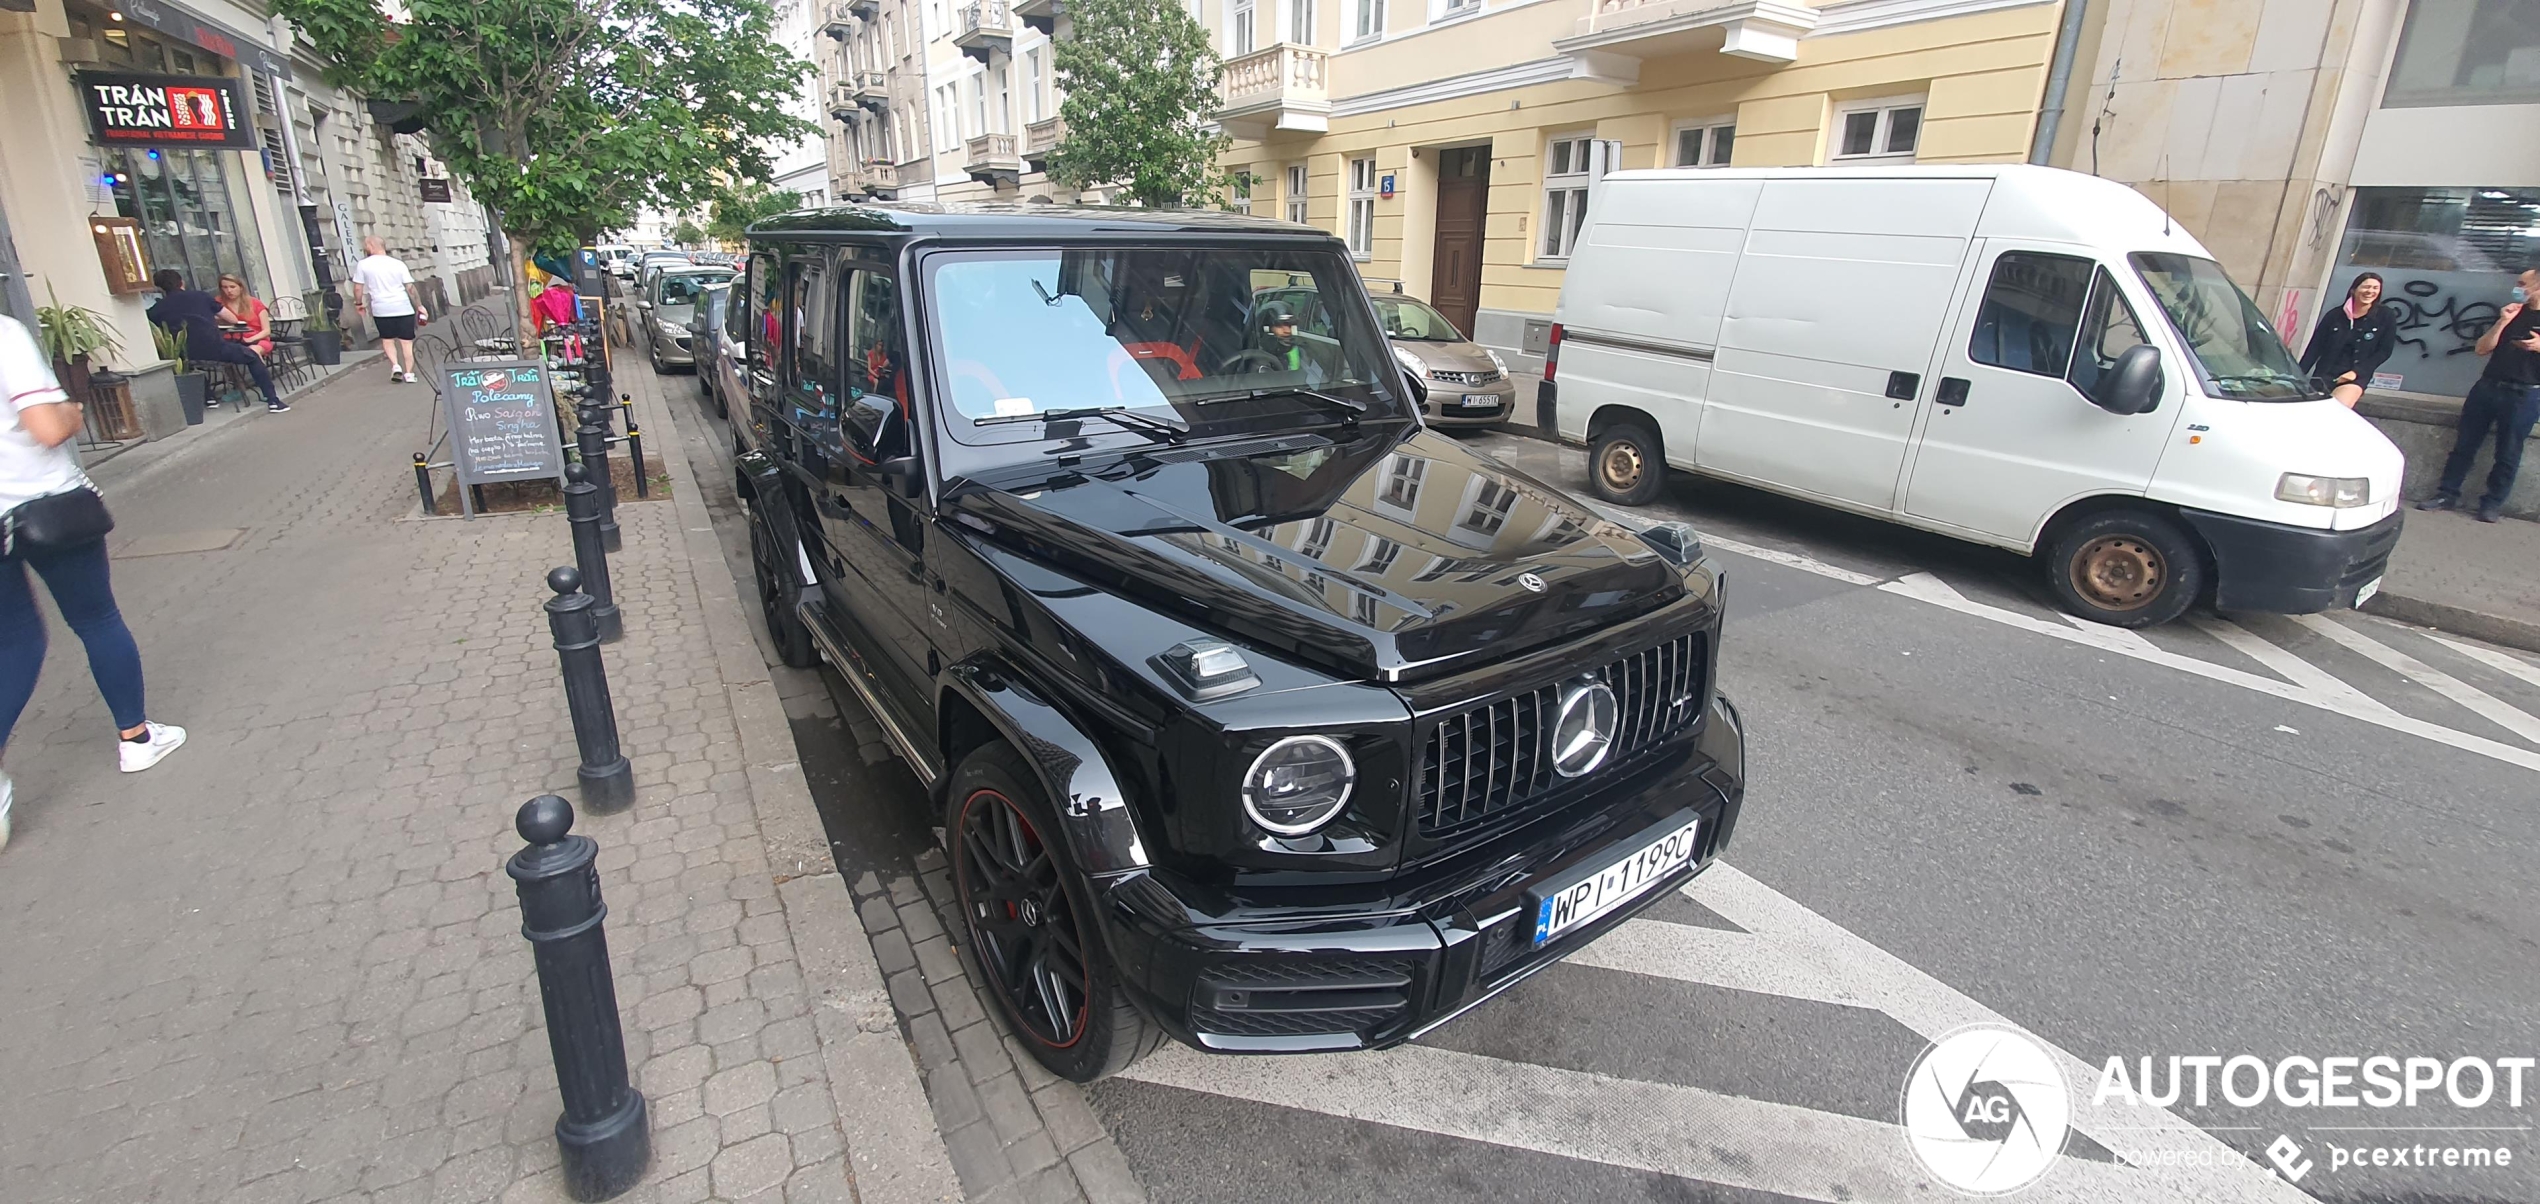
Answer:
[
  {"left": 2290, "top": 613, "right": 2540, "bottom": 745},
  {"left": 2188, "top": 615, "right": 2400, "bottom": 718}
]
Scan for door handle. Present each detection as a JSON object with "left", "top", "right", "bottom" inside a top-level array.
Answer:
[{"left": 1936, "top": 377, "right": 1970, "bottom": 407}]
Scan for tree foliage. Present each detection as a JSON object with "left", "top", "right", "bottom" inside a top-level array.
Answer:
[
  {"left": 1048, "top": 0, "right": 1228, "bottom": 207},
  {"left": 707, "top": 186, "right": 803, "bottom": 244},
  {"left": 670, "top": 218, "right": 706, "bottom": 246},
  {"left": 274, "top": 0, "right": 813, "bottom": 333}
]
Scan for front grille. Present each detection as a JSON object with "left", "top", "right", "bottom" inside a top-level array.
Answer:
[
  {"left": 1417, "top": 632, "right": 1706, "bottom": 836},
  {"left": 1190, "top": 958, "right": 1414, "bottom": 1038},
  {"left": 1429, "top": 369, "right": 1504, "bottom": 387}
]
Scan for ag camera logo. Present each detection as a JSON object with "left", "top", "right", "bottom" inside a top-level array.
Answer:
[{"left": 1901, "top": 1025, "right": 2072, "bottom": 1194}]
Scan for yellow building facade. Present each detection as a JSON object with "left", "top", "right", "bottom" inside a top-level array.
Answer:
[{"left": 1207, "top": 0, "right": 2071, "bottom": 382}]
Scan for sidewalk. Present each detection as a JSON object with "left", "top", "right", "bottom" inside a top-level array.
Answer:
[
  {"left": 2365, "top": 508, "right": 2540, "bottom": 653},
  {"left": 0, "top": 346, "right": 956, "bottom": 1202}
]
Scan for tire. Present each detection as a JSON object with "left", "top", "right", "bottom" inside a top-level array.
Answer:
[
  {"left": 947, "top": 743, "right": 1164, "bottom": 1083},
  {"left": 748, "top": 514, "right": 819, "bottom": 668},
  {"left": 1588, "top": 420, "right": 1666, "bottom": 506},
  {"left": 2043, "top": 509, "right": 2203, "bottom": 628}
]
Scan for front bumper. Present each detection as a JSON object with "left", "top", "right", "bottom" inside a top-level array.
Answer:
[
  {"left": 2180, "top": 507, "right": 2402, "bottom": 614},
  {"left": 1421, "top": 378, "right": 1520, "bottom": 428},
  {"left": 656, "top": 333, "right": 696, "bottom": 366},
  {"left": 1098, "top": 692, "right": 1746, "bottom": 1054}
]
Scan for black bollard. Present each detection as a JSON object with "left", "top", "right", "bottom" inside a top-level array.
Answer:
[
  {"left": 626, "top": 424, "right": 647, "bottom": 498},
  {"left": 508, "top": 795, "right": 650, "bottom": 1201},
  {"left": 564, "top": 464, "right": 622, "bottom": 643},
  {"left": 576, "top": 404, "right": 621, "bottom": 553},
  {"left": 545, "top": 566, "right": 634, "bottom": 812},
  {"left": 414, "top": 452, "right": 437, "bottom": 516}
]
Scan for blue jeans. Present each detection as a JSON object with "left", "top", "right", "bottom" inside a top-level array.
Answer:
[
  {"left": 191, "top": 337, "right": 281, "bottom": 406},
  {"left": 2437, "top": 379, "right": 2540, "bottom": 509},
  {"left": 0, "top": 538, "right": 147, "bottom": 748}
]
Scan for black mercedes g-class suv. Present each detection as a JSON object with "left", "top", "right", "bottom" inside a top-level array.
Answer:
[{"left": 728, "top": 204, "right": 1746, "bottom": 1082}]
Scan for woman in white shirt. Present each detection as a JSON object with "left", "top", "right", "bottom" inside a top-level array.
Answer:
[{"left": 0, "top": 315, "right": 184, "bottom": 851}]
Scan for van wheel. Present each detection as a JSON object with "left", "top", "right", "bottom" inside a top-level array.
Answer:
[
  {"left": 749, "top": 517, "right": 819, "bottom": 668},
  {"left": 1589, "top": 421, "right": 1666, "bottom": 506},
  {"left": 948, "top": 742, "right": 1164, "bottom": 1083},
  {"left": 2045, "top": 510, "right": 2203, "bottom": 628}
]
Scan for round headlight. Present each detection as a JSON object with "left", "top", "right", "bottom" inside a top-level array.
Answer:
[{"left": 1241, "top": 735, "right": 1356, "bottom": 836}]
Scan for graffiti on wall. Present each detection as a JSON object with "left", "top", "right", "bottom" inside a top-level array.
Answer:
[{"left": 2385, "top": 278, "right": 2503, "bottom": 362}]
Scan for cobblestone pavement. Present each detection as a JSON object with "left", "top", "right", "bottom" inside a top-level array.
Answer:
[
  {"left": 0, "top": 316, "right": 954, "bottom": 1204},
  {"left": 645, "top": 351, "right": 1150, "bottom": 1204}
]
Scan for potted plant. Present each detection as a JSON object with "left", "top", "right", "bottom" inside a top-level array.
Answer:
[
  {"left": 35, "top": 282, "right": 122, "bottom": 404},
  {"left": 153, "top": 323, "right": 208, "bottom": 424},
  {"left": 302, "top": 289, "right": 344, "bottom": 365}
]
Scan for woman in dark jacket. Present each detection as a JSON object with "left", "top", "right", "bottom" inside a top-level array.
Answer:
[{"left": 2299, "top": 272, "right": 2396, "bottom": 408}]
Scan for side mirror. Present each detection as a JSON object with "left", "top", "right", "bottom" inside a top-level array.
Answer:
[
  {"left": 2090, "top": 344, "right": 2164, "bottom": 415},
  {"left": 876, "top": 456, "right": 924, "bottom": 499}
]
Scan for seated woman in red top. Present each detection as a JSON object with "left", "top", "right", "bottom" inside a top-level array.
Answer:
[{"left": 214, "top": 275, "right": 273, "bottom": 358}]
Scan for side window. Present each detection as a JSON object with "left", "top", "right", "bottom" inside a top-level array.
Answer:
[
  {"left": 2067, "top": 267, "right": 2151, "bottom": 398},
  {"left": 843, "top": 268, "right": 911, "bottom": 461},
  {"left": 789, "top": 256, "right": 837, "bottom": 417},
  {"left": 747, "top": 251, "right": 781, "bottom": 367},
  {"left": 1968, "top": 251, "right": 2093, "bottom": 377}
]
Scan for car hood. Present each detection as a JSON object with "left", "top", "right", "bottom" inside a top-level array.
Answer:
[
  {"left": 1394, "top": 340, "right": 1501, "bottom": 375},
  {"left": 949, "top": 428, "right": 1683, "bottom": 682},
  {"left": 655, "top": 302, "right": 697, "bottom": 326}
]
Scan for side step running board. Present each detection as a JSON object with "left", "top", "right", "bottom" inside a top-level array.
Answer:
[{"left": 796, "top": 597, "right": 944, "bottom": 785}]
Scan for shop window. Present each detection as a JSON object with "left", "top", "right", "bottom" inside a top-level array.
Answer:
[
  {"left": 1540, "top": 134, "right": 1593, "bottom": 260},
  {"left": 2386, "top": 0, "right": 2540, "bottom": 108},
  {"left": 1673, "top": 121, "right": 1735, "bottom": 167},
  {"left": 1832, "top": 98, "right": 1922, "bottom": 161},
  {"left": 2324, "top": 185, "right": 2540, "bottom": 398},
  {"left": 1347, "top": 157, "right": 1376, "bottom": 258},
  {"left": 108, "top": 147, "right": 272, "bottom": 302}
]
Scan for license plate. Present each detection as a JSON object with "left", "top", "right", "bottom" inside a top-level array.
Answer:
[
  {"left": 1530, "top": 815, "right": 1702, "bottom": 945},
  {"left": 1460, "top": 394, "right": 1500, "bottom": 407},
  {"left": 2355, "top": 576, "right": 2381, "bottom": 607}
]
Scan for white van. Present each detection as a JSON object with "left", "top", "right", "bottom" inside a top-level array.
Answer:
[{"left": 1540, "top": 164, "right": 2404, "bottom": 627}]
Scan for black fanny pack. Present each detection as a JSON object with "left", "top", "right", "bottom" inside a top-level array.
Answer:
[{"left": 3, "top": 485, "right": 115, "bottom": 558}]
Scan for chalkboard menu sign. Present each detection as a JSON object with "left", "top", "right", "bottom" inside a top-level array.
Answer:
[{"left": 441, "top": 360, "right": 565, "bottom": 489}]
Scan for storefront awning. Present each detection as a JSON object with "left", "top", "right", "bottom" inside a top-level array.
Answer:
[{"left": 123, "top": 0, "right": 292, "bottom": 79}]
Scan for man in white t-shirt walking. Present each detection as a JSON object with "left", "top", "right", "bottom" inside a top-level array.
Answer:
[{"left": 352, "top": 237, "right": 429, "bottom": 383}]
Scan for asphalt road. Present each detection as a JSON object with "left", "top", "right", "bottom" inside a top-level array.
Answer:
[{"left": 668, "top": 377, "right": 2540, "bottom": 1204}]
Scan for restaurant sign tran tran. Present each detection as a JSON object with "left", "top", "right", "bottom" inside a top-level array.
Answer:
[{"left": 76, "top": 71, "right": 256, "bottom": 150}]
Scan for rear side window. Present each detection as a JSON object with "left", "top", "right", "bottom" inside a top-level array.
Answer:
[
  {"left": 843, "top": 269, "right": 910, "bottom": 462},
  {"left": 790, "top": 256, "right": 834, "bottom": 402},
  {"left": 747, "top": 251, "right": 781, "bottom": 363},
  {"left": 1969, "top": 252, "right": 2093, "bottom": 377}
]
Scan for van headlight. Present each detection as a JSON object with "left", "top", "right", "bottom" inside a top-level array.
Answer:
[
  {"left": 1241, "top": 735, "right": 1356, "bottom": 836},
  {"left": 2275, "top": 473, "right": 2370, "bottom": 508}
]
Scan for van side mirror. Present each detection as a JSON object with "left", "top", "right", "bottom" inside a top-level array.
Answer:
[{"left": 2091, "top": 344, "right": 2164, "bottom": 415}]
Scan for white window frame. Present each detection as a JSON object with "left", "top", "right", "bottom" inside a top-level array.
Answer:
[
  {"left": 1350, "top": 0, "right": 1384, "bottom": 44},
  {"left": 1539, "top": 132, "right": 1594, "bottom": 261},
  {"left": 1025, "top": 47, "right": 1045, "bottom": 123},
  {"left": 992, "top": 65, "right": 1011, "bottom": 134},
  {"left": 1230, "top": 169, "right": 1255, "bottom": 214},
  {"left": 970, "top": 75, "right": 989, "bottom": 138},
  {"left": 1230, "top": 0, "right": 1256, "bottom": 55},
  {"left": 1346, "top": 156, "right": 1376, "bottom": 258},
  {"left": 1285, "top": 163, "right": 1309, "bottom": 225},
  {"left": 1829, "top": 95, "right": 1924, "bottom": 162},
  {"left": 1671, "top": 118, "right": 1735, "bottom": 168},
  {"left": 1431, "top": 0, "right": 1479, "bottom": 22},
  {"left": 1289, "top": 0, "right": 1315, "bottom": 46}
]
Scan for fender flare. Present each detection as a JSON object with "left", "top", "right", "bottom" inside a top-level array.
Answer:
[
  {"left": 736, "top": 451, "right": 820, "bottom": 589},
  {"left": 942, "top": 661, "right": 1150, "bottom": 879}
]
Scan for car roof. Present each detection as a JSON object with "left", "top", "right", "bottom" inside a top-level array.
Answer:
[{"left": 748, "top": 201, "right": 1329, "bottom": 242}]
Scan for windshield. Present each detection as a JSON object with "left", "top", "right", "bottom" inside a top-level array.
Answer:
[
  {"left": 1372, "top": 296, "right": 1463, "bottom": 341},
  {"left": 926, "top": 246, "right": 1407, "bottom": 454},
  {"left": 2128, "top": 253, "right": 2318, "bottom": 401},
  {"left": 657, "top": 273, "right": 727, "bottom": 305}
]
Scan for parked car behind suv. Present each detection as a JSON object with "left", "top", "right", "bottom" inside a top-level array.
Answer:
[
  {"left": 640, "top": 266, "right": 733, "bottom": 371},
  {"left": 732, "top": 204, "right": 1746, "bottom": 1082}
]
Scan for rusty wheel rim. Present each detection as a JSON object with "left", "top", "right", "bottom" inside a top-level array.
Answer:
[
  {"left": 1599, "top": 441, "right": 1645, "bottom": 494},
  {"left": 2070, "top": 534, "right": 2165, "bottom": 612}
]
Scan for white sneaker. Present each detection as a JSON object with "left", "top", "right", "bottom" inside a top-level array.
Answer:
[
  {"left": 0, "top": 771, "right": 12, "bottom": 851},
  {"left": 118, "top": 723, "right": 186, "bottom": 773}
]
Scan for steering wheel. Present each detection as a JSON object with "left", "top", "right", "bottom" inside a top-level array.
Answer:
[{"left": 1219, "top": 349, "right": 1285, "bottom": 375}]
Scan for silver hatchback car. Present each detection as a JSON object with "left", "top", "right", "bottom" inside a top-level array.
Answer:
[{"left": 1254, "top": 286, "right": 1516, "bottom": 428}]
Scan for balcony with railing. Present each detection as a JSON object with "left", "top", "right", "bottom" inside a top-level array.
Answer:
[
  {"left": 1552, "top": 0, "right": 1815, "bottom": 82},
  {"left": 1023, "top": 116, "right": 1065, "bottom": 170},
  {"left": 1012, "top": 0, "right": 1060, "bottom": 33},
  {"left": 820, "top": 1, "right": 857, "bottom": 39},
  {"left": 1216, "top": 43, "right": 1329, "bottom": 138},
  {"left": 964, "top": 132, "right": 1022, "bottom": 185},
  {"left": 955, "top": 0, "right": 1013, "bottom": 62},
  {"left": 865, "top": 160, "right": 901, "bottom": 194},
  {"left": 828, "top": 81, "right": 861, "bottom": 121},
  {"left": 849, "top": 69, "right": 889, "bottom": 111}
]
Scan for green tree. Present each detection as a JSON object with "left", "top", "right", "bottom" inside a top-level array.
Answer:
[
  {"left": 1048, "top": 0, "right": 1228, "bottom": 207},
  {"left": 671, "top": 218, "right": 706, "bottom": 246},
  {"left": 707, "top": 186, "right": 803, "bottom": 244},
  {"left": 274, "top": 0, "right": 813, "bottom": 339}
]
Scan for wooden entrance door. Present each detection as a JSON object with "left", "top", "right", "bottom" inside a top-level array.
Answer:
[{"left": 1428, "top": 146, "right": 1490, "bottom": 339}]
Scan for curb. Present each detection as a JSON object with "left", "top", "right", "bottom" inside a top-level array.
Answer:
[
  {"left": 639, "top": 360, "right": 967, "bottom": 1203},
  {"left": 2362, "top": 590, "right": 2540, "bottom": 656}
]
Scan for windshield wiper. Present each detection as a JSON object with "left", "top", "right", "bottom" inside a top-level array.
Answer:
[
  {"left": 1187, "top": 385, "right": 1368, "bottom": 416},
  {"left": 2208, "top": 372, "right": 2324, "bottom": 397},
  {"left": 972, "top": 405, "right": 1189, "bottom": 442}
]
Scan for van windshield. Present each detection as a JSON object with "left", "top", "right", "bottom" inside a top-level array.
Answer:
[
  {"left": 2128, "top": 253, "right": 2322, "bottom": 402},
  {"left": 926, "top": 246, "right": 1408, "bottom": 453}
]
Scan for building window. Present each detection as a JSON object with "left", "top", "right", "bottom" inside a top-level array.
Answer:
[
  {"left": 1230, "top": 170, "right": 1255, "bottom": 214},
  {"left": 1346, "top": 157, "right": 1376, "bottom": 257},
  {"left": 1458, "top": 478, "right": 1518, "bottom": 538},
  {"left": 1376, "top": 454, "right": 1425, "bottom": 511},
  {"left": 2387, "top": 0, "right": 2540, "bottom": 108},
  {"left": 1231, "top": 0, "right": 1255, "bottom": 54},
  {"left": 1286, "top": 164, "right": 1309, "bottom": 224},
  {"left": 1673, "top": 120, "right": 1734, "bottom": 167},
  {"left": 1290, "top": 0, "right": 1315, "bottom": 45},
  {"left": 1296, "top": 517, "right": 1336, "bottom": 560},
  {"left": 1352, "top": 0, "right": 1384, "bottom": 42},
  {"left": 2326, "top": 185, "right": 2540, "bottom": 398},
  {"left": 971, "top": 76, "right": 989, "bottom": 136},
  {"left": 1025, "top": 48, "right": 1046, "bottom": 122},
  {"left": 1357, "top": 536, "right": 1403, "bottom": 575},
  {"left": 936, "top": 84, "right": 961, "bottom": 149},
  {"left": 1540, "top": 134, "right": 1592, "bottom": 260},
  {"left": 106, "top": 147, "right": 273, "bottom": 301},
  {"left": 1438, "top": 0, "right": 1479, "bottom": 17},
  {"left": 993, "top": 66, "right": 1011, "bottom": 133},
  {"left": 1831, "top": 98, "right": 1922, "bottom": 161}
]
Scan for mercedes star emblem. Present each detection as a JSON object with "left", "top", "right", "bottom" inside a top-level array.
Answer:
[
  {"left": 1551, "top": 678, "right": 1618, "bottom": 777},
  {"left": 1518, "top": 572, "right": 1548, "bottom": 593}
]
